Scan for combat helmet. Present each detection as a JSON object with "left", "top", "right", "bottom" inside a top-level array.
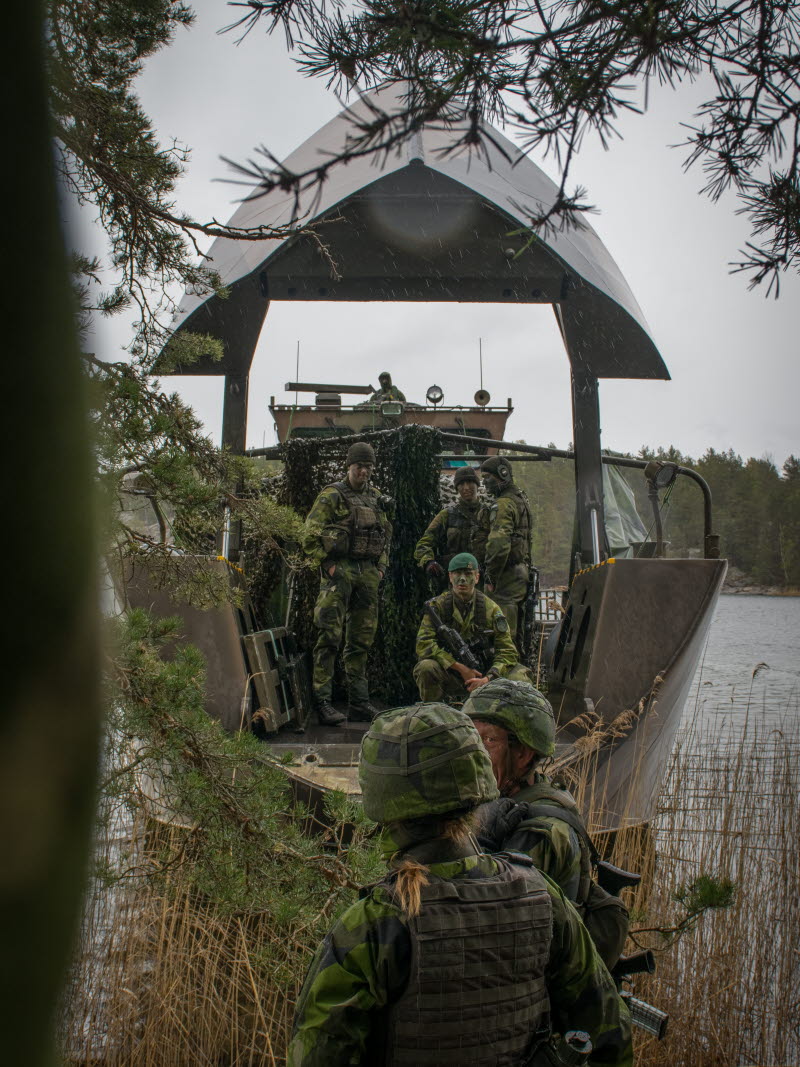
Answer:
[
  {"left": 359, "top": 703, "right": 499, "bottom": 823},
  {"left": 463, "top": 679, "right": 556, "bottom": 757},
  {"left": 480, "top": 456, "right": 513, "bottom": 486},
  {"left": 453, "top": 465, "right": 480, "bottom": 487}
]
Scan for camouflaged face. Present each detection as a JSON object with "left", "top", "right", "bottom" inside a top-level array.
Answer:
[
  {"left": 359, "top": 703, "right": 499, "bottom": 822},
  {"left": 463, "top": 679, "right": 556, "bottom": 756}
]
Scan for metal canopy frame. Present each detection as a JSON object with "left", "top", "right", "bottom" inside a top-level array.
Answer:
[{"left": 161, "top": 83, "right": 671, "bottom": 568}]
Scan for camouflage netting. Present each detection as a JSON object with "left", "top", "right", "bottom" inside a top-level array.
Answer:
[{"left": 276, "top": 425, "right": 443, "bottom": 705}]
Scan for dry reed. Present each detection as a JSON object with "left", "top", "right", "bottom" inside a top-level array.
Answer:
[{"left": 62, "top": 704, "right": 799, "bottom": 1066}]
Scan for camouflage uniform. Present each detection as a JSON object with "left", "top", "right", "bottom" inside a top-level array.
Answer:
[
  {"left": 303, "top": 481, "right": 391, "bottom": 704},
  {"left": 414, "top": 589, "right": 533, "bottom": 701},
  {"left": 289, "top": 703, "right": 632, "bottom": 1066},
  {"left": 481, "top": 458, "right": 533, "bottom": 641},
  {"left": 480, "top": 776, "right": 589, "bottom": 903},
  {"left": 287, "top": 853, "right": 632, "bottom": 1066},
  {"left": 413, "top": 500, "right": 490, "bottom": 572},
  {"left": 369, "top": 371, "right": 406, "bottom": 403}
]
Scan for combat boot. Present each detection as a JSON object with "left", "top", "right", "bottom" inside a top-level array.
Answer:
[
  {"left": 348, "top": 700, "right": 378, "bottom": 722},
  {"left": 317, "top": 701, "right": 346, "bottom": 726}
]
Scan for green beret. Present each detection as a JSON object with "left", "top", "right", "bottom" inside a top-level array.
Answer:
[{"left": 449, "top": 552, "right": 480, "bottom": 572}]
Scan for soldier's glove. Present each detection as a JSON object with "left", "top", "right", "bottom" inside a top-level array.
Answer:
[
  {"left": 425, "top": 561, "right": 445, "bottom": 580},
  {"left": 475, "top": 797, "right": 529, "bottom": 852}
]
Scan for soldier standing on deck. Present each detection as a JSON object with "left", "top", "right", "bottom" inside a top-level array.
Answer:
[
  {"left": 413, "top": 466, "right": 490, "bottom": 588},
  {"left": 480, "top": 456, "right": 533, "bottom": 642},
  {"left": 302, "top": 442, "right": 392, "bottom": 726},
  {"left": 287, "top": 703, "right": 633, "bottom": 1067}
]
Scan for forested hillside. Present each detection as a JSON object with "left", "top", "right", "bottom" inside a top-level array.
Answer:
[{"left": 513, "top": 447, "right": 800, "bottom": 590}]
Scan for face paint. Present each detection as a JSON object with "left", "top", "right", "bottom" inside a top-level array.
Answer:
[
  {"left": 449, "top": 567, "right": 478, "bottom": 601},
  {"left": 457, "top": 480, "right": 478, "bottom": 503},
  {"left": 482, "top": 473, "right": 501, "bottom": 497}
]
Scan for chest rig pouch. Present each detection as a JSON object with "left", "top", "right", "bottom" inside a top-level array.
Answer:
[
  {"left": 444, "top": 503, "right": 489, "bottom": 565},
  {"left": 440, "top": 591, "right": 495, "bottom": 673},
  {"left": 321, "top": 481, "right": 387, "bottom": 561},
  {"left": 383, "top": 856, "right": 552, "bottom": 1066}
]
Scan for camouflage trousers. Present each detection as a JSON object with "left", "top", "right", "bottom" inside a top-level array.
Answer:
[
  {"left": 312, "top": 559, "right": 381, "bottom": 702},
  {"left": 489, "top": 563, "right": 528, "bottom": 643},
  {"left": 413, "top": 659, "right": 534, "bottom": 703}
]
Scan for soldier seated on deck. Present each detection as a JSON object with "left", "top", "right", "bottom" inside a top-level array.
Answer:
[{"left": 413, "top": 552, "right": 533, "bottom": 703}]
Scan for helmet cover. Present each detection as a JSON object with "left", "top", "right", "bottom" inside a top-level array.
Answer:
[
  {"left": 346, "top": 441, "right": 376, "bottom": 466},
  {"left": 463, "top": 679, "right": 556, "bottom": 757},
  {"left": 453, "top": 466, "right": 480, "bottom": 487},
  {"left": 359, "top": 703, "right": 499, "bottom": 823}
]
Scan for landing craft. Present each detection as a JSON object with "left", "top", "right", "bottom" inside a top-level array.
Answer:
[{"left": 138, "top": 83, "right": 727, "bottom": 831}]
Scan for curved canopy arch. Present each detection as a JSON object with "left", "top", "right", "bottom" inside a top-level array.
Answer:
[{"left": 167, "top": 83, "right": 667, "bottom": 382}]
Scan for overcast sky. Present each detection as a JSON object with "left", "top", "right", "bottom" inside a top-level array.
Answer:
[{"left": 85, "top": 0, "right": 799, "bottom": 465}]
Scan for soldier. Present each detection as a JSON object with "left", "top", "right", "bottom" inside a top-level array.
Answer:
[
  {"left": 302, "top": 441, "right": 392, "bottom": 726},
  {"left": 464, "top": 678, "right": 590, "bottom": 902},
  {"left": 480, "top": 456, "right": 533, "bottom": 643},
  {"left": 368, "top": 370, "right": 406, "bottom": 403},
  {"left": 413, "top": 466, "right": 490, "bottom": 585},
  {"left": 287, "top": 703, "right": 633, "bottom": 1066},
  {"left": 465, "top": 679, "right": 630, "bottom": 969},
  {"left": 413, "top": 552, "right": 534, "bottom": 703}
]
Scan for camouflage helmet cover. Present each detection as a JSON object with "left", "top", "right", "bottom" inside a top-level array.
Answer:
[
  {"left": 346, "top": 441, "right": 376, "bottom": 466},
  {"left": 453, "top": 465, "right": 480, "bottom": 487},
  {"left": 359, "top": 703, "right": 499, "bottom": 823},
  {"left": 463, "top": 679, "right": 556, "bottom": 757}
]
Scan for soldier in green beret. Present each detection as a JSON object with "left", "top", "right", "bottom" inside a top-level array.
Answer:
[
  {"left": 413, "top": 466, "right": 490, "bottom": 587},
  {"left": 287, "top": 703, "right": 633, "bottom": 1066},
  {"left": 413, "top": 552, "right": 533, "bottom": 703},
  {"left": 480, "top": 456, "right": 533, "bottom": 644},
  {"left": 302, "top": 441, "right": 392, "bottom": 726}
]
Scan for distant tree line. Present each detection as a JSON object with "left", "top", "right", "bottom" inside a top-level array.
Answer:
[{"left": 513, "top": 447, "right": 800, "bottom": 590}]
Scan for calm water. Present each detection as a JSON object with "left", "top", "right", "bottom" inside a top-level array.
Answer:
[{"left": 683, "top": 594, "right": 800, "bottom": 737}]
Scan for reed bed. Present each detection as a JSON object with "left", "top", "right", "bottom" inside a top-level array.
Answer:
[{"left": 62, "top": 705, "right": 800, "bottom": 1065}]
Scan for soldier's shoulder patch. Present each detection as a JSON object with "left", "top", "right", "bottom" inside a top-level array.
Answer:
[{"left": 495, "top": 615, "right": 510, "bottom": 632}]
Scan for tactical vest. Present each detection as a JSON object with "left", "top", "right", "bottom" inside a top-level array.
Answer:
[
  {"left": 383, "top": 856, "right": 552, "bottom": 1066},
  {"left": 494, "top": 487, "right": 532, "bottom": 566},
  {"left": 320, "top": 481, "right": 388, "bottom": 561},
  {"left": 442, "top": 502, "right": 489, "bottom": 566},
  {"left": 438, "top": 591, "right": 494, "bottom": 672}
]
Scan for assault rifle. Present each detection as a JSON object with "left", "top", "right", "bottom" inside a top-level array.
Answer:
[
  {"left": 424, "top": 600, "right": 491, "bottom": 675},
  {"left": 613, "top": 950, "right": 669, "bottom": 1040},
  {"left": 520, "top": 565, "right": 540, "bottom": 664}
]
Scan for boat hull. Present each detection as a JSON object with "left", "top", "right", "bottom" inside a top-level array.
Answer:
[{"left": 546, "top": 557, "right": 727, "bottom": 827}]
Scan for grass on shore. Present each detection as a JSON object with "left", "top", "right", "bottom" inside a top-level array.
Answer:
[{"left": 62, "top": 706, "right": 799, "bottom": 1066}]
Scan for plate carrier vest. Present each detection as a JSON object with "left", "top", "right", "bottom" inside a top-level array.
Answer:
[
  {"left": 442, "top": 501, "right": 490, "bottom": 567},
  {"left": 382, "top": 855, "right": 552, "bottom": 1066},
  {"left": 321, "top": 480, "right": 388, "bottom": 561}
]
